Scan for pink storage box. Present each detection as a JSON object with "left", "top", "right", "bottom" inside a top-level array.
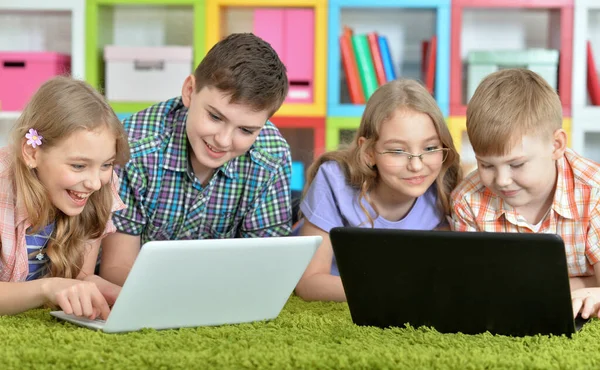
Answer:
[
  {"left": 0, "top": 52, "right": 71, "bottom": 111},
  {"left": 104, "top": 46, "right": 193, "bottom": 102},
  {"left": 254, "top": 9, "right": 314, "bottom": 104}
]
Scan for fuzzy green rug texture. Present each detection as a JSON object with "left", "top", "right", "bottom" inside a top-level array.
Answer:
[{"left": 2, "top": 296, "right": 600, "bottom": 369}]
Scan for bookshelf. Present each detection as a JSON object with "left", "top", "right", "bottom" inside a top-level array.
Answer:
[
  {"left": 85, "top": 0, "right": 205, "bottom": 115},
  {"left": 327, "top": 0, "right": 451, "bottom": 118},
  {"left": 0, "top": 0, "right": 85, "bottom": 121},
  {"left": 269, "top": 116, "right": 325, "bottom": 172},
  {"left": 326, "top": 116, "right": 361, "bottom": 151},
  {"left": 572, "top": 0, "right": 600, "bottom": 158},
  {"left": 450, "top": 0, "right": 573, "bottom": 117},
  {"left": 205, "top": 0, "right": 327, "bottom": 117}
]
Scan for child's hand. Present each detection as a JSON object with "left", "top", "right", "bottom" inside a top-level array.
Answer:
[
  {"left": 41, "top": 278, "right": 111, "bottom": 320},
  {"left": 571, "top": 288, "right": 600, "bottom": 319},
  {"left": 81, "top": 274, "right": 121, "bottom": 307}
]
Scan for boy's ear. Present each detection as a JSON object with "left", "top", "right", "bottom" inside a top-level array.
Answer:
[
  {"left": 21, "top": 138, "right": 39, "bottom": 169},
  {"left": 181, "top": 75, "right": 196, "bottom": 108},
  {"left": 551, "top": 128, "right": 567, "bottom": 161},
  {"left": 358, "top": 136, "right": 375, "bottom": 168}
]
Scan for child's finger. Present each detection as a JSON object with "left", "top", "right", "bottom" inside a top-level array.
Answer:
[
  {"left": 68, "top": 293, "right": 84, "bottom": 317},
  {"left": 56, "top": 294, "right": 74, "bottom": 316},
  {"left": 572, "top": 298, "right": 584, "bottom": 319},
  {"left": 90, "top": 291, "right": 111, "bottom": 321},
  {"left": 79, "top": 291, "right": 95, "bottom": 319},
  {"left": 581, "top": 296, "right": 597, "bottom": 319}
]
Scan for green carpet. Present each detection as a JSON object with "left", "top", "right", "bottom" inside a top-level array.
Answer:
[{"left": 2, "top": 296, "right": 600, "bottom": 369}]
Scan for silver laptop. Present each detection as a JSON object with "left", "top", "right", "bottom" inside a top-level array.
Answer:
[{"left": 51, "top": 235, "right": 321, "bottom": 333}]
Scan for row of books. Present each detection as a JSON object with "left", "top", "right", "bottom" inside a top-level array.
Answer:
[{"left": 340, "top": 26, "right": 437, "bottom": 104}]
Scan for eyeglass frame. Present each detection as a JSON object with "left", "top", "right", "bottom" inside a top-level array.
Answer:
[{"left": 374, "top": 147, "right": 450, "bottom": 165}]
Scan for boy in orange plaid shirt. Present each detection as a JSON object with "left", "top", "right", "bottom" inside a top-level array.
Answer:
[{"left": 450, "top": 68, "right": 600, "bottom": 319}]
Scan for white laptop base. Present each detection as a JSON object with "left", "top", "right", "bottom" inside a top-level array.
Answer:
[{"left": 51, "top": 235, "right": 321, "bottom": 333}]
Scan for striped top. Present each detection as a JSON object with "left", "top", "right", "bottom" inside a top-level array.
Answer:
[
  {"left": 451, "top": 149, "right": 600, "bottom": 277},
  {"left": 25, "top": 223, "right": 54, "bottom": 281}
]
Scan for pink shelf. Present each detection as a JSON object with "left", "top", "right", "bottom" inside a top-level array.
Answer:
[{"left": 450, "top": 0, "right": 573, "bottom": 117}]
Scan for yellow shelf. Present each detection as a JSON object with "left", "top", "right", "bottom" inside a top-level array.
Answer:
[{"left": 205, "top": 0, "right": 327, "bottom": 117}]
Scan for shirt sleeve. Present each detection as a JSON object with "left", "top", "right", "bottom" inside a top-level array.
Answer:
[
  {"left": 299, "top": 163, "right": 344, "bottom": 233},
  {"left": 585, "top": 197, "right": 600, "bottom": 265},
  {"left": 450, "top": 197, "right": 479, "bottom": 232},
  {"left": 111, "top": 161, "right": 149, "bottom": 236},
  {"left": 240, "top": 148, "right": 293, "bottom": 238}
]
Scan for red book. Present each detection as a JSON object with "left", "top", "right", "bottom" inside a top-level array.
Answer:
[
  {"left": 424, "top": 35, "right": 437, "bottom": 95},
  {"left": 587, "top": 40, "right": 600, "bottom": 106},
  {"left": 340, "top": 27, "right": 365, "bottom": 104},
  {"left": 421, "top": 40, "right": 429, "bottom": 81},
  {"left": 367, "top": 32, "right": 386, "bottom": 86}
]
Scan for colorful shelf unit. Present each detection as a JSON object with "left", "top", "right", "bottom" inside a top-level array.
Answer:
[
  {"left": 449, "top": 116, "right": 573, "bottom": 174},
  {"left": 450, "top": 0, "right": 574, "bottom": 117},
  {"left": 270, "top": 116, "right": 325, "bottom": 172},
  {"left": 572, "top": 0, "right": 600, "bottom": 157},
  {"left": 327, "top": 0, "right": 451, "bottom": 118},
  {"left": 0, "top": 0, "right": 85, "bottom": 117},
  {"left": 205, "top": 0, "right": 327, "bottom": 117},
  {"left": 85, "top": 0, "right": 206, "bottom": 115},
  {"left": 571, "top": 121, "right": 600, "bottom": 163},
  {"left": 326, "top": 116, "right": 361, "bottom": 151}
]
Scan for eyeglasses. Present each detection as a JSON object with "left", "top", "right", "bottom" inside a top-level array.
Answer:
[{"left": 375, "top": 148, "right": 449, "bottom": 167}]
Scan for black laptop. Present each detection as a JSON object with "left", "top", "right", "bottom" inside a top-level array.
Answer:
[{"left": 330, "top": 227, "right": 588, "bottom": 337}]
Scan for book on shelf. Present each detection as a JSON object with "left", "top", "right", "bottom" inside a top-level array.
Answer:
[
  {"left": 367, "top": 32, "right": 387, "bottom": 86},
  {"left": 340, "top": 26, "right": 365, "bottom": 104},
  {"left": 587, "top": 40, "right": 600, "bottom": 106},
  {"left": 422, "top": 35, "right": 437, "bottom": 95},
  {"left": 377, "top": 36, "right": 396, "bottom": 82},
  {"left": 339, "top": 27, "right": 397, "bottom": 103},
  {"left": 352, "top": 34, "right": 378, "bottom": 100}
]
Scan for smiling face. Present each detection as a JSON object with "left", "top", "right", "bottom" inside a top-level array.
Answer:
[
  {"left": 475, "top": 132, "right": 565, "bottom": 218},
  {"left": 367, "top": 108, "right": 445, "bottom": 203},
  {"left": 25, "top": 126, "right": 117, "bottom": 217},
  {"left": 182, "top": 76, "right": 270, "bottom": 184}
]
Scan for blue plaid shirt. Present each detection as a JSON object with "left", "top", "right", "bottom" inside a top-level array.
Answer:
[{"left": 112, "top": 97, "right": 292, "bottom": 244}]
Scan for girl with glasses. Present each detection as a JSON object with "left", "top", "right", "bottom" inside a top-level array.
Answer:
[{"left": 295, "top": 79, "right": 462, "bottom": 302}]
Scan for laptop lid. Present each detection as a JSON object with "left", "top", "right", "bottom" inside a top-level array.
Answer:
[
  {"left": 330, "top": 227, "right": 576, "bottom": 337},
  {"left": 54, "top": 236, "right": 321, "bottom": 333}
]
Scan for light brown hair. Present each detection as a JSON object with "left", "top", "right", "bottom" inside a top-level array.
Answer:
[
  {"left": 304, "top": 79, "right": 462, "bottom": 225},
  {"left": 193, "top": 33, "right": 288, "bottom": 117},
  {"left": 9, "top": 76, "right": 130, "bottom": 279},
  {"left": 467, "top": 68, "right": 563, "bottom": 156}
]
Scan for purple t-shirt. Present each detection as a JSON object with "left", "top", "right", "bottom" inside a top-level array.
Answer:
[{"left": 300, "top": 161, "right": 444, "bottom": 275}]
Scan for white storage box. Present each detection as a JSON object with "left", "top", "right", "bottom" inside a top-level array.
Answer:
[{"left": 104, "top": 46, "right": 193, "bottom": 102}]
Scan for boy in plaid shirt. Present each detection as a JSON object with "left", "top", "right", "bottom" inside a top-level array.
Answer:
[
  {"left": 451, "top": 68, "right": 600, "bottom": 320},
  {"left": 100, "top": 33, "right": 293, "bottom": 286}
]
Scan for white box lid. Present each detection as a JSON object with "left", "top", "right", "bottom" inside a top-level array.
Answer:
[{"left": 104, "top": 46, "right": 193, "bottom": 62}]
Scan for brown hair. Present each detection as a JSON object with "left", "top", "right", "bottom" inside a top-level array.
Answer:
[
  {"left": 9, "top": 76, "right": 130, "bottom": 279},
  {"left": 193, "top": 33, "right": 288, "bottom": 117},
  {"left": 304, "top": 79, "right": 462, "bottom": 225},
  {"left": 467, "top": 68, "right": 563, "bottom": 156}
]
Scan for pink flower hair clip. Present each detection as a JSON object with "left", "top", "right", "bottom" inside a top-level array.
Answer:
[{"left": 25, "top": 129, "right": 43, "bottom": 148}]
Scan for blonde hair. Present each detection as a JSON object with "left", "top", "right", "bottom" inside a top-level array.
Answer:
[
  {"left": 9, "top": 76, "right": 130, "bottom": 279},
  {"left": 304, "top": 79, "right": 462, "bottom": 226},
  {"left": 467, "top": 68, "right": 563, "bottom": 156}
]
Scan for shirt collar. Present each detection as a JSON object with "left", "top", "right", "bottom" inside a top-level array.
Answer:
[{"left": 551, "top": 153, "right": 577, "bottom": 219}]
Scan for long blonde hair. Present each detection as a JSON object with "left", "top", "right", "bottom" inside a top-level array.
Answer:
[
  {"left": 304, "top": 79, "right": 462, "bottom": 226},
  {"left": 9, "top": 76, "right": 130, "bottom": 278}
]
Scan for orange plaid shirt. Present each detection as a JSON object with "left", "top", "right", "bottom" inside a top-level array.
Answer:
[
  {"left": 0, "top": 147, "right": 125, "bottom": 282},
  {"left": 451, "top": 149, "right": 600, "bottom": 277}
]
